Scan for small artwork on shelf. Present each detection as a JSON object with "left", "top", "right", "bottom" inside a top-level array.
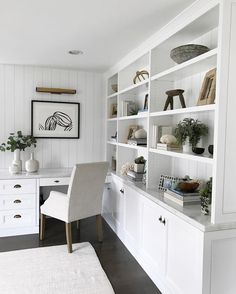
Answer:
[
  {"left": 158, "top": 175, "right": 181, "bottom": 191},
  {"left": 127, "top": 125, "right": 139, "bottom": 140},
  {"left": 110, "top": 103, "right": 117, "bottom": 118},
  {"left": 31, "top": 100, "right": 80, "bottom": 139},
  {"left": 197, "top": 68, "right": 216, "bottom": 106}
]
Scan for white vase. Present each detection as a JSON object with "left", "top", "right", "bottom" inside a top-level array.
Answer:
[
  {"left": 11, "top": 149, "right": 22, "bottom": 172},
  {"left": 25, "top": 152, "right": 39, "bottom": 173},
  {"left": 134, "top": 163, "right": 145, "bottom": 173},
  {"left": 183, "top": 138, "right": 192, "bottom": 153}
]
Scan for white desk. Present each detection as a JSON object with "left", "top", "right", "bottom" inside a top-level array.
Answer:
[{"left": 0, "top": 168, "right": 111, "bottom": 237}]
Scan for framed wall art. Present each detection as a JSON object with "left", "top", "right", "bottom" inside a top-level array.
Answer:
[
  {"left": 197, "top": 68, "right": 216, "bottom": 106},
  {"left": 31, "top": 100, "right": 80, "bottom": 139}
]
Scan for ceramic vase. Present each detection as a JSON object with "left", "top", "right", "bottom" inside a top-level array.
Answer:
[
  {"left": 10, "top": 149, "right": 22, "bottom": 173},
  {"left": 25, "top": 152, "right": 39, "bottom": 173},
  {"left": 183, "top": 138, "right": 191, "bottom": 153}
]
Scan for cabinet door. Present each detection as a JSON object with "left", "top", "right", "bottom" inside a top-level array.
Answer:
[
  {"left": 102, "top": 184, "right": 113, "bottom": 220},
  {"left": 165, "top": 212, "right": 204, "bottom": 294},
  {"left": 124, "top": 185, "right": 142, "bottom": 244},
  {"left": 141, "top": 198, "right": 167, "bottom": 275},
  {"left": 111, "top": 177, "right": 125, "bottom": 228}
]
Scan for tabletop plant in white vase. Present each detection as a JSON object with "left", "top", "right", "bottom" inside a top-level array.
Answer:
[
  {"left": 174, "top": 118, "right": 208, "bottom": 153},
  {"left": 0, "top": 131, "right": 37, "bottom": 174}
]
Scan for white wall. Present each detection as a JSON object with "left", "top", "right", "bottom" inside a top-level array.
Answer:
[{"left": 0, "top": 64, "right": 105, "bottom": 169}]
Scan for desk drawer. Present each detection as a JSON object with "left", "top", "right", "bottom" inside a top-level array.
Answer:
[
  {"left": 0, "top": 194, "right": 36, "bottom": 210},
  {"left": 0, "top": 209, "right": 36, "bottom": 228},
  {"left": 0, "top": 179, "right": 36, "bottom": 195},
  {"left": 40, "top": 177, "right": 70, "bottom": 186}
]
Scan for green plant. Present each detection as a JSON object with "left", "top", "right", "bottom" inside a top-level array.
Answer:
[
  {"left": 129, "top": 104, "right": 139, "bottom": 116},
  {"left": 200, "top": 177, "right": 212, "bottom": 215},
  {"left": 0, "top": 131, "right": 37, "bottom": 152},
  {"left": 134, "top": 156, "right": 146, "bottom": 164},
  {"left": 174, "top": 118, "right": 208, "bottom": 147}
]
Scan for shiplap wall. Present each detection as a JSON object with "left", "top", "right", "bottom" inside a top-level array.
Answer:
[{"left": 0, "top": 64, "right": 105, "bottom": 169}]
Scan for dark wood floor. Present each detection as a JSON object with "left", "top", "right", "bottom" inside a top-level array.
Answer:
[{"left": 0, "top": 217, "right": 161, "bottom": 294}]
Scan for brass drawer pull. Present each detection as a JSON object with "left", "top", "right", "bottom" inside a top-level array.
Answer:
[
  {"left": 54, "top": 180, "right": 60, "bottom": 183},
  {"left": 14, "top": 199, "right": 22, "bottom": 204},
  {"left": 14, "top": 214, "right": 22, "bottom": 219},
  {"left": 14, "top": 184, "right": 22, "bottom": 189}
]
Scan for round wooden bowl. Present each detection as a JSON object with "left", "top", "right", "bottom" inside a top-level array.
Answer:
[{"left": 177, "top": 181, "right": 199, "bottom": 193}]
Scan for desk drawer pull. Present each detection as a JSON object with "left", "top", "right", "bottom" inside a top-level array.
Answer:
[
  {"left": 54, "top": 180, "right": 60, "bottom": 183},
  {"left": 14, "top": 199, "right": 22, "bottom": 204},
  {"left": 14, "top": 214, "right": 22, "bottom": 219},
  {"left": 14, "top": 184, "right": 22, "bottom": 189}
]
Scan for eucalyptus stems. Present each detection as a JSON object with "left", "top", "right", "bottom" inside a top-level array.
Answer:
[
  {"left": 174, "top": 118, "right": 208, "bottom": 147},
  {"left": 0, "top": 131, "right": 37, "bottom": 152}
]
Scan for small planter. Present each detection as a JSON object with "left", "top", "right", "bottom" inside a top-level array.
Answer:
[{"left": 134, "top": 163, "right": 145, "bottom": 173}]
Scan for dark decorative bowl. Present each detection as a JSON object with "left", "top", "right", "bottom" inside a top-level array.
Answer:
[
  {"left": 177, "top": 181, "right": 199, "bottom": 193},
  {"left": 192, "top": 147, "right": 205, "bottom": 155},
  {"left": 170, "top": 44, "right": 210, "bottom": 64},
  {"left": 208, "top": 145, "right": 214, "bottom": 155}
]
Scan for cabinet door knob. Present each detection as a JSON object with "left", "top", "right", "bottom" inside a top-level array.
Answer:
[
  {"left": 54, "top": 180, "right": 60, "bottom": 183},
  {"left": 14, "top": 214, "right": 22, "bottom": 219},
  {"left": 162, "top": 218, "right": 166, "bottom": 226},
  {"left": 120, "top": 189, "right": 124, "bottom": 194},
  {"left": 14, "top": 199, "right": 21, "bottom": 204},
  {"left": 158, "top": 216, "right": 162, "bottom": 222},
  {"left": 14, "top": 184, "right": 21, "bottom": 189}
]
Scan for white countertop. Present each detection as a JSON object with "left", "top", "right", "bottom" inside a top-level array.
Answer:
[
  {"left": 0, "top": 168, "right": 73, "bottom": 180},
  {"left": 111, "top": 172, "right": 236, "bottom": 233}
]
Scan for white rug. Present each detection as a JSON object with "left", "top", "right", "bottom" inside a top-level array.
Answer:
[{"left": 0, "top": 242, "right": 114, "bottom": 294}]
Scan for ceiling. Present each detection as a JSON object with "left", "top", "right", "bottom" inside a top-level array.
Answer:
[{"left": 0, "top": 0, "right": 195, "bottom": 72}]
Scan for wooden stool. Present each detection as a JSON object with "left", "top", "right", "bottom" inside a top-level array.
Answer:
[{"left": 163, "top": 89, "right": 186, "bottom": 111}]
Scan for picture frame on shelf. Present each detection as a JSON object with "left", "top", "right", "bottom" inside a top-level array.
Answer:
[
  {"left": 127, "top": 125, "right": 139, "bottom": 140},
  {"left": 143, "top": 94, "right": 148, "bottom": 110},
  {"left": 31, "top": 100, "right": 80, "bottom": 139},
  {"left": 158, "top": 175, "right": 181, "bottom": 191},
  {"left": 197, "top": 68, "right": 216, "bottom": 106},
  {"left": 110, "top": 103, "right": 117, "bottom": 118}
]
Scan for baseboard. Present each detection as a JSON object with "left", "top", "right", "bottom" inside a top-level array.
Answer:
[{"left": 0, "top": 226, "right": 39, "bottom": 237}]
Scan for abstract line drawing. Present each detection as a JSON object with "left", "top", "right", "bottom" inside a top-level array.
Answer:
[{"left": 39, "top": 111, "right": 72, "bottom": 131}]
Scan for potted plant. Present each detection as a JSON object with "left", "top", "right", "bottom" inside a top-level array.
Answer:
[
  {"left": 174, "top": 118, "right": 208, "bottom": 153},
  {"left": 200, "top": 177, "right": 212, "bottom": 215},
  {"left": 134, "top": 156, "right": 146, "bottom": 173},
  {"left": 0, "top": 131, "right": 37, "bottom": 173}
]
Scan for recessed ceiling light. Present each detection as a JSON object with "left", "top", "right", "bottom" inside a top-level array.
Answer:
[{"left": 68, "top": 50, "right": 84, "bottom": 55}]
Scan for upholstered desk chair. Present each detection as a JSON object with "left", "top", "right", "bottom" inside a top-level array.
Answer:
[{"left": 40, "top": 162, "right": 109, "bottom": 253}]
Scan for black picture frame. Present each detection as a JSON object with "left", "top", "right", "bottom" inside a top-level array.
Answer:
[{"left": 31, "top": 100, "right": 80, "bottom": 139}]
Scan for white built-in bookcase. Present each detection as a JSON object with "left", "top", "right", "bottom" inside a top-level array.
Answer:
[{"left": 106, "top": 3, "right": 219, "bottom": 222}]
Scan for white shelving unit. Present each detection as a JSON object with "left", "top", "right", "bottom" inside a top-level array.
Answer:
[{"left": 105, "top": 0, "right": 219, "bottom": 221}]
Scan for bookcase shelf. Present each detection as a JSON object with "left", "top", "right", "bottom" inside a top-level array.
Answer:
[{"left": 106, "top": 1, "right": 219, "bottom": 221}]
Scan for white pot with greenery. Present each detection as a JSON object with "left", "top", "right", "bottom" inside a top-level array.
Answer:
[
  {"left": 134, "top": 156, "right": 146, "bottom": 173},
  {"left": 174, "top": 118, "right": 208, "bottom": 153},
  {"left": 0, "top": 131, "right": 37, "bottom": 174}
]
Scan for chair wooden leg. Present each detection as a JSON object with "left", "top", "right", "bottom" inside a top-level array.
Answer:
[
  {"left": 76, "top": 220, "right": 80, "bottom": 230},
  {"left": 40, "top": 213, "right": 46, "bottom": 241},
  {"left": 96, "top": 214, "right": 103, "bottom": 242},
  {"left": 65, "top": 222, "right": 72, "bottom": 253}
]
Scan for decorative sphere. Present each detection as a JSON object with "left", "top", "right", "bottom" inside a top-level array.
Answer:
[{"left": 134, "top": 129, "right": 147, "bottom": 139}]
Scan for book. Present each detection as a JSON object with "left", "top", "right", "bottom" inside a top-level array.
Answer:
[
  {"left": 127, "top": 138, "right": 147, "bottom": 146},
  {"left": 168, "top": 188, "right": 200, "bottom": 198},
  {"left": 127, "top": 170, "right": 144, "bottom": 179},
  {"left": 164, "top": 191, "right": 200, "bottom": 206},
  {"left": 127, "top": 175, "right": 143, "bottom": 182},
  {"left": 151, "top": 125, "right": 158, "bottom": 148},
  {"left": 156, "top": 143, "right": 182, "bottom": 151}
]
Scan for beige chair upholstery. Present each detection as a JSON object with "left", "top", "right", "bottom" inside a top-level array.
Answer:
[{"left": 40, "top": 162, "right": 109, "bottom": 253}]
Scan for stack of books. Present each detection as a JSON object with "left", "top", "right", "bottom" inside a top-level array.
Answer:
[
  {"left": 121, "top": 101, "right": 137, "bottom": 116},
  {"left": 157, "top": 143, "right": 182, "bottom": 151},
  {"left": 127, "top": 138, "right": 147, "bottom": 146},
  {"left": 127, "top": 170, "right": 145, "bottom": 182},
  {"left": 164, "top": 188, "right": 200, "bottom": 206}
]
